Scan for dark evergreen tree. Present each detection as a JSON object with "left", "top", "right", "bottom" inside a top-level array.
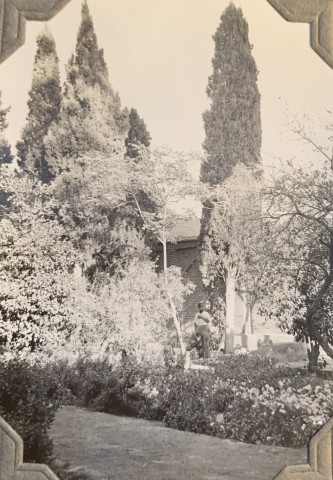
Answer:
[
  {"left": 114, "top": 94, "right": 130, "bottom": 136},
  {"left": 45, "top": 0, "right": 129, "bottom": 172},
  {"left": 0, "top": 93, "right": 12, "bottom": 165},
  {"left": 201, "top": 3, "right": 261, "bottom": 186},
  {"left": 125, "top": 108, "right": 151, "bottom": 158},
  {"left": 16, "top": 26, "right": 61, "bottom": 182},
  {"left": 42, "top": 1, "right": 133, "bottom": 283},
  {"left": 70, "top": 0, "right": 128, "bottom": 135},
  {"left": 200, "top": 4, "right": 262, "bottom": 353}
]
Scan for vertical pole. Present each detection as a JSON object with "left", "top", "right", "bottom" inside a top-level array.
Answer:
[{"left": 225, "top": 270, "right": 236, "bottom": 354}]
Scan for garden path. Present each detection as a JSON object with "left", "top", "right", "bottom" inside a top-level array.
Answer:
[{"left": 50, "top": 405, "right": 307, "bottom": 480}]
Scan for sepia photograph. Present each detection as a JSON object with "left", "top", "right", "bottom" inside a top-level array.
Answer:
[{"left": 1, "top": 1, "right": 333, "bottom": 479}]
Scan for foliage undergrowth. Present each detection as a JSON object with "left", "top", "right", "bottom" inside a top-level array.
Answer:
[
  {"left": 2, "top": 352, "right": 331, "bottom": 466},
  {"left": 0, "top": 357, "right": 62, "bottom": 463},
  {"left": 53, "top": 353, "right": 333, "bottom": 449}
]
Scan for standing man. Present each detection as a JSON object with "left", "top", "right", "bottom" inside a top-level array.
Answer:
[{"left": 194, "top": 301, "right": 211, "bottom": 359}]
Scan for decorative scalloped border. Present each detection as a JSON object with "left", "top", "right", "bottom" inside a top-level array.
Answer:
[
  {"left": 0, "top": 416, "right": 59, "bottom": 479},
  {"left": 1, "top": 411, "right": 332, "bottom": 480},
  {"left": 0, "top": 0, "right": 72, "bottom": 64},
  {"left": 0, "top": 0, "right": 333, "bottom": 479},
  {"left": 267, "top": 0, "right": 333, "bottom": 69},
  {"left": 274, "top": 417, "right": 333, "bottom": 479},
  {"left": 2, "top": 0, "right": 333, "bottom": 70}
]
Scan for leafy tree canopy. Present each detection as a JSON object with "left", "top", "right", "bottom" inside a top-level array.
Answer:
[
  {"left": 0, "top": 167, "right": 92, "bottom": 352},
  {"left": 257, "top": 160, "right": 333, "bottom": 365}
]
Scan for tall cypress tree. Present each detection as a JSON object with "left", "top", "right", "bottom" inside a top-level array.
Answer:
[
  {"left": 201, "top": 3, "right": 261, "bottom": 185},
  {"left": 200, "top": 4, "right": 262, "bottom": 353},
  {"left": 71, "top": 0, "right": 128, "bottom": 135},
  {"left": 45, "top": 0, "right": 129, "bottom": 172},
  {"left": 67, "top": 0, "right": 113, "bottom": 93},
  {"left": 16, "top": 26, "right": 61, "bottom": 182},
  {"left": 0, "top": 93, "right": 12, "bottom": 165},
  {"left": 43, "top": 1, "right": 132, "bottom": 283}
]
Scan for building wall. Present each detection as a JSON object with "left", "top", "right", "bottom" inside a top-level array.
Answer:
[
  {"left": 152, "top": 240, "right": 206, "bottom": 330},
  {"left": 152, "top": 239, "right": 289, "bottom": 345}
]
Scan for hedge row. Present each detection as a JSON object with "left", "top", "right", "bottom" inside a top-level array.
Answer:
[
  {"left": 54, "top": 354, "right": 330, "bottom": 448},
  {"left": 1, "top": 353, "right": 330, "bottom": 466}
]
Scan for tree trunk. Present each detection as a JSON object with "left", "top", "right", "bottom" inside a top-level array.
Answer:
[
  {"left": 162, "top": 239, "right": 186, "bottom": 358},
  {"left": 166, "top": 288, "right": 186, "bottom": 357},
  {"left": 224, "top": 270, "right": 236, "bottom": 354},
  {"left": 303, "top": 232, "right": 333, "bottom": 366},
  {"left": 307, "top": 339, "right": 320, "bottom": 370},
  {"left": 243, "top": 293, "right": 253, "bottom": 335}
]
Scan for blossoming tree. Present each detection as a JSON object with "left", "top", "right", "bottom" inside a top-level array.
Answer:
[
  {"left": 127, "top": 147, "right": 201, "bottom": 358},
  {"left": 200, "top": 163, "right": 264, "bottom": 352}
]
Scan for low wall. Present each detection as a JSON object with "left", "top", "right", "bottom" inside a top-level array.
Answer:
[{"left": 237, "top": 333, "right": 295, "bottom": 352}]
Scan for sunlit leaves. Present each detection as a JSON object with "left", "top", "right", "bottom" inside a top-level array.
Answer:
[{"left": 0, "top": 167, "right": 88, "bottom": 351}]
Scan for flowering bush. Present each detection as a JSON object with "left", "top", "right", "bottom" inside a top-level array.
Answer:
[
  {"left": 215, "top": 380, "right": 333, "bottom": 447},
  {"left": 133, "top": 355, "right": 333, "bottom": 447},
  {"left": 32, "top": 353, "right": 333, "bottom": 450},
  {"left": 159, "top": 370, "right": 217, "bottom": 433},
  {"left": 213, "top": 353, "right": 308, "bottom": 389}
]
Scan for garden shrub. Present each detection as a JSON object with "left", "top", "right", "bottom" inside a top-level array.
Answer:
[
  {"left": 133, "top": 356, "right": 332, "bottom": 448},
  {"left": 162, "top": 370, "right": 216, "bottom": 434},
  {"left": 214, "top": 381, "right": 333, "bottom": 447},
  {"left": 90, "top": 358, "right": 146, "bottom": 416},
  {"left": 0, "top": 357, "right": 62, "bottom": 463},
  {"left": 46, "top": 359, "right": 81, "bottom": 405},
  {"left": 214, "top": 353, "right": 312, "bottom": 390},
  {"left": 59, "top": 356, "right": 149, "bottom": 416},
  {"left": 72, "top": 357, "right": 113, "bottom": 408},
  {"left": 38, "top": 353, "right": 333, "bottom": 450},
  {"left": 134, "top": 367, "right": 172, "bottom": 421}
]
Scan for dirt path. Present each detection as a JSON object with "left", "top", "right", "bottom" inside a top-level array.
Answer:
[{"left": 50, "top": 406, "right": 307, "bottom": 480}]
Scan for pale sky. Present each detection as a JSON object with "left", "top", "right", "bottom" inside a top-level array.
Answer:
[{"left": 0, "top": 0, "right": 332, "bottom": 170}]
